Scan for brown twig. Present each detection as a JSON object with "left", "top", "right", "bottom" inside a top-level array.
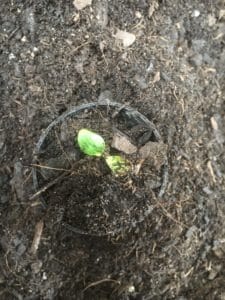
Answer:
[{"left": 29, "top": 171, "right": 70, "bottom": 200}]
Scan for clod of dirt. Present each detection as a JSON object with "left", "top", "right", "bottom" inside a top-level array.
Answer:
[
  {"left": 112, "top": 130, "right": 137, "bottom": 154},
  {"left": 73, "top": 0, "right": 92, "bottom": 10},
  {"left": 139, "top": 141, "right": 167, "bottom": 170},
  {"left": 115, "top": 30, "right": 136, "bottom": 48}
]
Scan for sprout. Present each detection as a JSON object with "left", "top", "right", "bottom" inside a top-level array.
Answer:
[
  {"left": 105, "top": 155, "right": 130, "bottom": 175},
  {"left": 77, "top": 129, "right": 105, "bottom": 157},
  {"left": 77, "top": 128, "right": 130, "bottom": 175}
]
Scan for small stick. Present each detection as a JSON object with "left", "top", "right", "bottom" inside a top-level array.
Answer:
[
  {"left": 31, "top": 163, "right": 70, "bottom": 172},
  {"left": 30, "top": 220, "right": 44, "bottom": 255},
  {"left": 133, "top": 158, "right": 145, "bottom": 175},
  {"left": 82, "top": 278, "right": 120, "bottom": 293},
  {"left": 29, "top": 171, "right": 69, "bottom": 200}
]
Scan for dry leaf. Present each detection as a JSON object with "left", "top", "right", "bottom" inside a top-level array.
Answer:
[
  {"left": 73, "top": 0, "right": 92, "bottom": 10},
  {"left": 112, "top": 131, "right": 137, "bottom": 154},
  {"left": 115, "top": 30, "right": 136, "bottom": 48}
]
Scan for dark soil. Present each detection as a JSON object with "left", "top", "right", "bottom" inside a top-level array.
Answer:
[{"left": 1, "top": 0, "right": 225, "bottom": 299}]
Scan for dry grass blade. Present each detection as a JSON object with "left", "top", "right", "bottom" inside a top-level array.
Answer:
[
  {"left": 31, "top": 164, "right": 70, "bottom": 172},
  {"left": 82, "top": 278, "right": 121, "bottom": 293}
]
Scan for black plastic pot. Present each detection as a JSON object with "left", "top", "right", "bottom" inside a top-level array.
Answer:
[{"left": 32, "top": 100, "right": 166, "bottom": 236}]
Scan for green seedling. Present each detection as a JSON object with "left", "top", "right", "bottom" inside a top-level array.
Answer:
[
  {"left": 77, "top": 129, "right": 105, "bottom": 157},
  {"left": 77, "top": 128, "right": 131, "bottom": 175},
  {"left": 105, "top": 155, "right": 130, "bottom": 175}
]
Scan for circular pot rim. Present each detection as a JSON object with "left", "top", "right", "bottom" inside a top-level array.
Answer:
[{"left": 32, "top": 100, "right": 165, "bottom": 236}]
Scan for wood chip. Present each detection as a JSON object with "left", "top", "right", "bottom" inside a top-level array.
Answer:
[
  {"left": 152, "top": 71, "right": 160, "bottom": 83},
  {"left": 73, "top": 0, "right": 92, "bottom": 10},
  {"left": 112, "top": 131, "right": 137, "bottom": 155},
  {"left": 210, "top": 116, "right": 218, "bottom": 131},
  {"left": 30, "top": 220, "right": 44, "bottom": 255}
]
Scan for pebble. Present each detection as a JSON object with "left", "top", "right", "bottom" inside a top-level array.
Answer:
[
  {"left": 191, "top": 10, "right": 200, "bottom": 18},
  {"left": 115, "top": 30, "right": 136, "bottom": 48},
  {"left": 8, "top": 53, "right": 16, "bottom": 60}
]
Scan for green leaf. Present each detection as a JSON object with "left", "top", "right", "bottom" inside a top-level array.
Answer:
[
  {"left": 105, "top": 155, "right": 130, "bottom": 175},
  {"left": 77, "top": 129, "right": 105, "bottom": 157}
]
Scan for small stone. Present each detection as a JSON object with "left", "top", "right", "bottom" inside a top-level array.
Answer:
[
  {"left": 9, "top": 53, "right": 16, "bottom": 60},
  {"left": 115, "top": 30, "right": 136, "bottom": 48},
  {"left": 112, "top": 131, "right": 137, "bottom": 155},
  {"left": 127, "top": 285, "right": 135, "bottom": 293},
  {"left": 21, "top": 36, "right": 27, "bottom": 42},
  {"left": 192, "top": 10, "right": 200, "bottom": 18},
  {"left": 33, "top": 47, "right": 39, "bottom": 53},
  {"left": 135, "top": 11, "right": 142, "bottom": 19}
]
